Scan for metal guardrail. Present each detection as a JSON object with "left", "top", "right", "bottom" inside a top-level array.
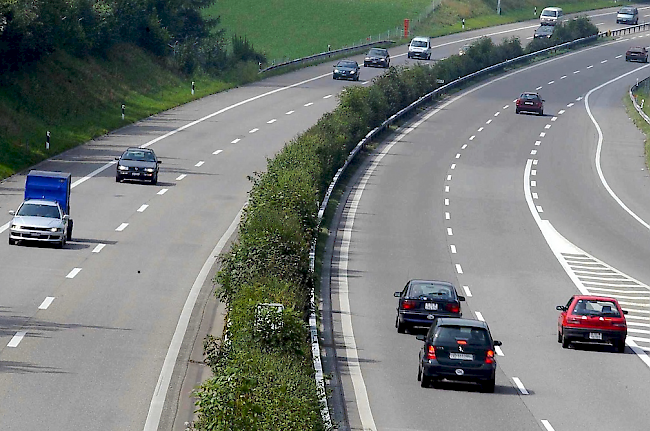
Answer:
[
  {"left": 630, "top": 76, "right": 650, "bottom": 124},
  {"left": 308, "top": 28, "right": 629, "bottom": 429},
  {"left": 604, "top": 21, "right": 650, "bottom": 37},
  {"left": 260, "top": 40, "right": 393, "bottom": 74}
]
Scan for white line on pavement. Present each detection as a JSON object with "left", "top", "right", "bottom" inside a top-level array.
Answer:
[
  {"left": 445, "top": 185, "right": 450, "bottom": 193},
  {"left": 536, "top": 86, "right": 543, "bottom": 90},
  {"left": 531, "top": 150, "right": 537, "bottom": 155},
  {"left": 494, "top": 111, "right": 500, "bottom": 116},
  {"left": 249, "top": 128, "right": 259, "bottom": 133},
  {"left": 462, "top": 285, "right": 472, "bottom": 297},
  {"left": 533, "top": 193, "right": 539, "bottom": 199},
  {"left": 92, "top": 244, "right": 106, "bottom": 253},
  {"left": 535, "top": 140, "right": 541, "bottom": 146},
  {"left": 475, "top": 311, "right": 485, "bottom": 321},
  {"left": 323, "top": 94, "right": 333, "bottom": 99},
  {"left": 231, "top": 138, "right": 240, "bottom": 144},
  {"left": 601, "top": 59, "right": 608, "bottom": 63},
  {"left": 451, "top": 164, "right": 456, "bottom": 169},
  {"left": 560, "top": 75, "right": 567, "bottom": 79},
  {"left": 138, "top": 205, "right": 149, "bottom": 212},
  {"left": 7, "top": 331, "right": 26, "bottom": 348},
  {"left": 455, "top": 264, "right": 463, "bottom": 274},
  {"left": 551, "top": 116, "right": 557, "bottom": 121},
  {"left": 175, "top": 174, "right": 187, "bottom": 181},
  {"left": 456, "top": 153, "right": 461, "bottom": 158},
  {"left": 213, "top": 149, "right": 223, "bottom": 155},
  {"left": 461, "top": 144, "right": 467, "bottom": 149},
  {"left": 157, "top": 188, "right": 168, "bottom": 195},
  {"left": 447, "top": 174, "right": 452, "bottom": 181},
  {"left": 304, "top": 102, "right": 314, "bottom": 107},
  {"left": 548, "top": 81, "right": 554, "bottom": 85},
  {"left": 616, "top": 54, "right": 623, "bottom": 58},
  {"left": 495, "top": 346, "right": 504, "bottom": 356},
  {"left": 66, "top": 268, "right": 82, "bottom": 278},
  {"left": 450, "top": 245, "right": 457, "bottom": 254},
  {"left": 502, "top": 105, "right": 509, "bottom": 109},
  {"left": 541, "top": 420, "right": 556, "bottom": 431},
  {"left": 195, "top": 161, "right": 205, "bottom": 167},
  {"left": 536, "top": 205, "right": 544, "bottom": 213},
  {"left": 447, "top": 228, "right": 453, "bottom": 236},
  {"left": 545, "top": 124, "right": 551, "bottom": 129},
  {"left": 115, "top": 223, "right": 128, "bottom": 232},
  {"left": 286, "top": 110, "right": 294, "bottom": 115},
  {"left": 532, "top": 170, "right": 537, "bottom": 176},
  {"left": 587, "top": 65, "right": 594, "bottom": 69},
  {"left": 445, "top": 199, "right": 450, "bottom": 206},
  {"left": 540, "top": 132, "right": 546, "bottom": 137},
  {"left": 558, "top": 109, "right": 565, "bottom": 114},
  {"left": 512, "top": 377, "right": 529, "bottom": 395},
  {"left": 39, "top": 297, "right": 55, "bottom": 310},
  {"left": 477, "top": 127, "right": 484, "bottom": 132},
  {"left": 445, "top": 212, "right": 450, "bottom": 220},
  {"left": 486, "top": 119, "right": 492, "bottom": 124},
  {"left": 531, "top": 180, "right": 536, "bottom": 186},
  {"left": 573, "top": 70, "right": 580, "bottom": 74},
  {"left": 469, "top": 135, "right": 475, "bottom": 140}
]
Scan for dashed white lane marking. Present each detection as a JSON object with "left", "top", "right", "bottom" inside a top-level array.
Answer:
[
  {"left": 531, "top": 170, "right": 537, "bottom": 176},
  {"left": 475, "top": 311, "right": 485, "bottom": 321},
  {"left": 116, "top": 223, "right": 129, "bottom": 232},
  {"left": 536, "top": 205, "right": 544, "bottom": 213},
  {"left": 596, "top": 22, "right": 605, "bottom": 25},
  {"left": 92, "top": 244, "right": 106, "bottom": 253},
  {"left": 323, "top": 94, "right": 333, "bottom": 99},
  {"left": 286, "top": 110, "right": 295, "bottom": 115},
  {"left": 461, "top": 144, "right": 467, "bottom": 149},
  {"left": 533, "top": 192, "right": 538, "bottom": 199},
  {"left": 157, "top": 188, "right": 168, "bottom": 195},
  {"left": 531, "top": 150, "right": 537, "bottom": 155},
  {"left": 362, "top": 81, "right": 370, "bottom": 85},
  {"left": 539, "top": 132, "right": 546, "bottom": 137},
  {"left": 541, "top": 420, "right": 556, "bottom": 431},
  {"left": 445, "top": 212, "right": 450, "bottom": 220},
  {"left": 7, "top": 331, "right": 26, "bottom": 348},
  {"left": 535, "top": 140, "right": 541, "bottom": 146},
  {"left": 249, "top": 128, "right": 259, "bottom": 133},
  {"left": 138, "top": 204, "right": 149, "bottom": 212},
  {"left": 450, "top": 245, "right": 457, "bottom": 254},
  {"left": 462, "top": 285, "right": 472, "bottom": 297},
  {"left": 304, "top": 102, "right": 314, "bottom": 107},
  {"left": 531, "top": 180, "right": 536, "bottom": 186},
  {"left": 486, "top": 119, "right": 492, "bottom": 124},
  {"left": 445, "top": 199, "right": 450, "bottom": 206},
  {"left": 533, "top": 160, "right": 538, "bottom": 165},
  {"left": 587, "top": 65, "right": 594, "bottom": 69},
  {"left": 512, "top": 99, "right": 518, "bottom": 103},
  {"left": 616, "top": 54, "right": 623, "bottom": 59},
  {"left": 512, "top": 377, "right": 529, "bottom": 395},
  {"left": 560, "top": 75, "right": 567, "bottom": 79},
  {"left": 558, "top": 109, "right": 565, "bottom": 114},
  {"left": 551, "top": 116, "right": 557, "bottom": 121},
  {"left": 536, "top": 86, "right": 543, "bottom": 90},
  {"left": 601, "top": 59, "right": 608, "bottom": 64},
  {"left": 573, "top": 70, "right": 580, "bottom": 74},
  {"left": 176, "top": 174, "right": 187, "bottom": 181},
  {"left": 231, "top": 138, "right": 240, "bottom": 144},
  {"left": 195, "top": 161, "right": 204, "bottom": 167},
  {"left": 503, "top": 105, "right": 509, "bottom": 109},
  {"left": 526, "top": 36, "right": 534, "bottom": 40},
  {"left": 495, "top": 346, "right": 504, "bottom": 356},
  {"left": 66, "top": 268, "right": 82, "bottom": 278},
  {"left": 455, "top": 264, "right": 463, "bottom": 274},
  {"left": 469, "top": 135, "right": 475, "bottom": 140},
  {"left": 548, "top": 80, "right": 555, "bottom": 85},
  {"left": 447, "top": 174, "right": 452, "bottom": 181},
  {"left": 447, "top": 228, "right": 453, "bottom": 236},
  {"left": 39, "top": 297, "right": 55, "bottom": 310},
  {"left": 576, "top": 96, "right": 583, "bottom": 101},
  {"left": 545, "top": 124, "right": 551, "bottom": 129},
  {"left": 478, "top": 127, "right": 484, "bottom": 132},
  {"left": 456, "top": 153, "right": 461, "bottom": 159},
  {"left": 445, "top": 185, "right": 450, "bottom": 193},
  {"left": 494, "top": 111, "right": 500, "bottom": 117},
  {"left": 267, "top": 119, "right": 277, "bottom": 124},
  {"left": 451, "top": 164, "right": 456, "bottom": 169},
  {"left": 212, "top": 149, "right": 223, "bottom": 155}
]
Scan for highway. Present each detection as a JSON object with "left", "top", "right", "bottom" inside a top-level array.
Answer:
[
  {"left": 0, "top": 4, "right": 646, "bottom": 431},
  {"left": 328, "top": 8, "right": 650, "bottom": 431}
]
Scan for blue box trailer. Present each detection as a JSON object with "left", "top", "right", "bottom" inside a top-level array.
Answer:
[{"left": 24, "top": 170, "right": 71, "bottom": 215}]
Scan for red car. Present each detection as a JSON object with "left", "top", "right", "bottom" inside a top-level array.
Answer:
[
  {"left": 625, "top": 46, "right": 648, "bottom": 63},
  {"left": 515, "top": 92, "right": 544, "bottom": 115},
  {"left": 557, "top": 295, "right": 628, "bottom": 352}
]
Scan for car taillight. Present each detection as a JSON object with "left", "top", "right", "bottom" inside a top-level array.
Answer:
[
  {"left": 567, "top": 317, "right": 582, "bottom": 324},
  {"left": 426, "top": 345, "right": 436, "bottom": 360},
  {"left": 613, "top": 322, "right": 627, "bottom": 327},
  {"left": 445, "top": 303, "right": 460, "bottom": 313},
  {"left": 485, "top": 350, "right": 494, "bottom": 364},
  {"left": 402, "top": 300, "right": 417, "bottom": 310}
]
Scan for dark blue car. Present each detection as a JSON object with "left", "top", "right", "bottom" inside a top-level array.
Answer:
[
  {"left": 333, "top": 60, "right": 360, "bottom": 81},
  {"left": 394, "top": 279, "right": 465, "bottom": 333}
]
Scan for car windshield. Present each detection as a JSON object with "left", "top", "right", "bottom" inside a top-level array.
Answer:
[
  {"left": 572, "top": 299, "right": 621, "bottom": 317},
  {"left": 435, "top": 326, "right": 491, "bottom": 346},
  {"left": 17, "top": 203, "right": 60, "bottom": 218},
  {"left": 408, "top": 282, "right": 454, "bottom": 299},
  {"left": 368, "top": 48, "right": 386, "bottom": 56},
  {"left": 337, "top": 61, "right": 356, "bottom": 68},
  {"left": 620, "top": 7, "right": 635, "bottom": 14},
  {"left": 122, "top": 150, "right": 155, "bottom": 162},
  {"left": 537, "top": 27, "right": 552, "bottom": 33},
  {"left": 541, "top": 10, "right": 556, "bottom": 17},
  {"left": 411, "top": 40, "right": 428, "bottom": 47}
]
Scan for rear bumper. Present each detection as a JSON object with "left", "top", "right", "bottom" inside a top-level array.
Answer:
[
  {"left": 422, "top": 360, "right": 496, "bottom": 382},
  {"left": 563, "top": 327, "right": 626, "bottom": 344},
  {"left": 398, "top": 310, "right": 461, "bottom": 326}
]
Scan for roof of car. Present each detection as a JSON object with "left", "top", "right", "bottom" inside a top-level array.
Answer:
[
  {"left": 126, "top": 147, "right": 154, "bottom": 152},
  {"left": 23, "top": 199, "right": 59, "bottom": 206},
  {"left": 573, "top": 295, "right": 621, "bottom": 302},
  {"left": 629, "top": 46, "right": 646, "bottom": 50},
  {"left": 435, "top": 317, "right": 488, "bottom": 328},
  {"left": 411, "top": 36, "right": 429, "bottom": 41},
  {"left": 543, "top": 7, "right": 562, "bottom": 11},
  {"left": 408, "top": 279, "right": 455, "bottom": 288}
]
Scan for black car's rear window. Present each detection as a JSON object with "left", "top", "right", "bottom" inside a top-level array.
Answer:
[
  {"left": 434, "top": 325, "right": 491, "bottom": 346},
  {"left": 408, "top": 282, "right": 454, "bottom": 299},
  {"left": 572, "top": 299, "right": 621, "bottom": 317}
]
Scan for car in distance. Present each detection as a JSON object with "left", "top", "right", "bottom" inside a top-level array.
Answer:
[
  {"left": 407, "top": 36, "right": 432, "bottom": 60},
  {"left": 115, "top": 148, "right": 161, "bottom": 184},
  {"left": 333, "top": 59, "right": 360, "bottom": 81},
  {"left": 364, "top": 47, "right": 390, "bottom": 68},
  {"left": 394, "top": 279, "right": 465, "bottom": 333},
  {"left": 458, "top": 43, "right": 471, "bottom": 56},
  {"left": 540, "top": 7, "right": 563, "bottom": 25},
  {"left": 557, "top": 295, "right": 627, "bottom": 352},
  {"left": 515, "top": 92, "right": 544, "bottom": 115},
  {"left": 617, "top": 6, "right": 639, "bottom": 25},
  {"left": 416, "top": 318, "right": 502, "bottom": 392},
  {"left": 9, "top": 200, "right": 69, "bottom": 248},
  {"left": 534, "top": 25, "right": 554, "bottom": 39},
  {"left": 626, "top": 46, "right": 648, "bottom": 62}
]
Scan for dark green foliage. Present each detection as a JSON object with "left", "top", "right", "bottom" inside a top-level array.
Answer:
[{"left": 526, "top": 16, "right": 598, "bottom": 53}]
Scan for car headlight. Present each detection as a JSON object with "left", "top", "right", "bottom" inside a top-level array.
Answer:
[
  {"left": 50, "top": 227, "right": 62, "bottom": 232},
  {"left": 145, "top": 168, "right": 154, "bottom": 173},
  {"left": 334, "top": 69, "right": 340, "bottom": 73},
  {"left": 118, "top": 165, "right": 129, "bottom": 171},
  {"left": 11, "top": 224, "right": 19, "bottom": 229}
]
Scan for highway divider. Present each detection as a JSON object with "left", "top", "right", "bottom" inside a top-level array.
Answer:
[{"left": 190, "top": 17, "right": 616, "bottom": 431}]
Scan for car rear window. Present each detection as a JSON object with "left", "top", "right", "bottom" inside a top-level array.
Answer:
[
  {"left": 572, "top": 299, "right": 621, "bottom": 317},
  {"left": 521, "top": 93, "right": 538, "bottom": 100},
  {"left": 408, "top": 282, "right": 454, "bottom": 299},
  {"left": 434, "top": 325, "right": 491, "bottom": 346}
]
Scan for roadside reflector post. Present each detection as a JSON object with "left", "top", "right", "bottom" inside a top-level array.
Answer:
[
  {"left": 462, "top": 18, "right": 465, "bottom": 30},
  {"left": 534, "top": 6, "right": 537, "bottom": 16},
  {"left": 46, "top": 131, "right": 50, "bottom": 150},
  {"left": 191, "top": 81, "right": 195, "bottom": 95},
  {"left": 121, "top": 104, "right": 125, "bottom": 120}
]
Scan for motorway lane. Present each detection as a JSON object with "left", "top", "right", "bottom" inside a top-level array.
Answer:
[
  {"left": 331, "top": 28, "right": 650, "bottom": 431},
  {"left": 0, "top": 6, "right": 643, "bottom": 430}
]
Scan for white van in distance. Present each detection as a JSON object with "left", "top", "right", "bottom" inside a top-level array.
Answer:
[
  {"left": 540, "top": 7, "right": 563, "bottom": 25},
  {"left": 408, "top": 36, "right": 432, "bottom": 60}
]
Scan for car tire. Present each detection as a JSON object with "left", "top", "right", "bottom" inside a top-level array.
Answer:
[
  {"left": 397, "top": 317, "right": 407, "bottom": 334},
  {"left": 539, "top": 109, "right": 544, "bottom": 116},
  {"left": 557, "top": 330, "right": 562, "bottom": 343},
  {"left": 417, "top": 365, "right": 422, "bottom": 382},
  {"left": 116, "top": 175, "right": 121, "bottom": 182},
  {"left": 420, "top": 375, "right": 431, "bottom": 388},
  {"left": 8, "top": 237, "right": 15, "bottom": 245},
  {"left": 561, "top": 333, "right": 570, "bottom": 349},
  {"left": 615, "top": 340, "right": 626, "bottom": 353},
  {"left": 515, "top": 108, "right": 520, "bottom": 114},
  {"left": 427, "top": 54, "right": 431, "bottom": 60},
  {"left": 151, "top": 174, "right": 158, "bottom": 185},
  {"left": 481, "top": 378, "right": 496, "bottom": 393},
  {"left": 67, "top": 220, "right": 73, "bottom": 241}
]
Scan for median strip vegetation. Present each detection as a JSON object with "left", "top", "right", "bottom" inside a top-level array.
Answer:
[{"left": 192, "top": 17, "right": 598, "bottom": 430}]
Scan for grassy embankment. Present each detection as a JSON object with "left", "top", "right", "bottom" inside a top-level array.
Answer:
[{"left": 626, "top": 84, "right": 650, "bottom": 168}]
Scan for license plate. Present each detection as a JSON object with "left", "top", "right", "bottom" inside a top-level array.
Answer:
[
  {"left": 525, "top": 102, "right": 533, "bottom": 105},
  {"left": 424, "top": 303, "right": 438, "bottom": 310},
  {"left": 589, "top": 332, "right": 602, "bottom": 340},
  {"left": 132, "top": 172, "right": 141, "bottom": 176},
  {"left": 449, "top": 352, "right": 473, "bottom": 360}
]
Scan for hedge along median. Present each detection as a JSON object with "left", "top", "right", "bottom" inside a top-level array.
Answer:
[{"left": 190, "top": 17, "right": 599, "bottom": 431}]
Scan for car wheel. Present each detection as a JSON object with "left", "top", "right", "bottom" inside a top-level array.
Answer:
[
  {"left": 515, "top": 108, "right": 520, "bottom": 114},
  {"left": 557, "top": 330, "right": 562, "bottom": 343},
  {"left": 151, "top": 174, "right": 158, "bottom": 185},
  {"left": 397, "top": 317, "right": 407, "bottom": 334},
  {"left": 67, "top": 220, "right": 73, "bottom": 241},
  {"left": 561, "top": 333, "right": 570, "bottom": 349},
  {"left": 8, "top": 237, "right": 15, "bottom": 245},
  {"left": 115, "top": 175, "right": 121, "bottom": 182},
  {"left": 481, "top": 378, "right": 496, "bottom": 393},
  {"left": 427, "top": 54, "right": 431, "bottom": 60},
  {"left": 539, "top": 109, "right": 544, "bottom": 116},
  {"left": 420, "top": 375, "right": 431, "bottom": 388},
  {"left": 417, "top": 364, "right": 422, "bottom": 382},
  {"left": 615, "top": 340, "right": 626, "bottom": 353}
]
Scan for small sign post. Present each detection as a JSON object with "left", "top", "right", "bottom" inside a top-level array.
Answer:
[
  {"left": 46, "top": 131, "right": 50, "bottom": 150},
  {"left": 191, "top": 81, "right": 195, "bottom": 95},
  {"left": 121, "top": 104, "right": 125, "bottom": 120}
]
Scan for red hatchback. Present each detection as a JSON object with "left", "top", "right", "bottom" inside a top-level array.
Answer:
[
  {"left": 557, "top": 295, "right": 628, "bottom": 352},
  {"left": 515, "top": 92, "right": 544, "bottom": 115}
]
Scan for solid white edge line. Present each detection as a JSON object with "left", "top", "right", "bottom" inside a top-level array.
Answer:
[
  {"left": 7, "top": 331, "right": 27, "bottom": 348},
  {"left": 143, "top": 205, "right": 244, "bottom": 431},
  {"left": 541, "top": 419, "right": 556, "bottom": 431},
  {"left": 512, "top": 377, "right": 529, "bottom": 395},
  {"left": 38, "top": 297, "right": 55, "bottom": 310},
  {"left": 92, "top": 244, "right": 106, "bottom": 253}
]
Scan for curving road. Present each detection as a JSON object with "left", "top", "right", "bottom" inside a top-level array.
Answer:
[
  {"left": 0, "top": 4, "right": 645, "bottom": 431},
  {"left": 329, "top": 8, "right": 650, "bottom": 431}
]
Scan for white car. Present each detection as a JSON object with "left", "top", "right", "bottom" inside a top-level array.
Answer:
[
  {"left": 540, "top": 7, "right": 563, "bottom": 25},
  {"left": 408, "top": 36, "right": 432, "bottom": 60},
  {"left": 9, "top": 200, "right": 70, "bottom": 248}
]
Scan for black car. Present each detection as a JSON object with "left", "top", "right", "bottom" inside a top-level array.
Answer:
[
  {"left": 394, "top": 279, "right": 465, "bottom": 333},
  {"left": 626, "top": 46, "right": 648, "bottom": 63},
  {"left": 333, "top": 60, "right": 360, "bottom": 81},
  {"left": 534, "top": 25, "right": 554, "bottom": 39},
  {"left": 115, "top": 148, "right": 161, "bottom": 184},
  {"left": 364, "top": 48, "right": 390, "bottom": 68},
  {"left": 416, "top": 318, "right": 502, "bottom": 392}
]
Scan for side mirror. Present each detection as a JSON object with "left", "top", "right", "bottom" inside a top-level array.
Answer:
[
  {"left": 493, "top": 340, "right": 502, "bottom": 347},
  {"left": 623, "top": 310, "right": 628, "bottom": 315},
  {"left": 542, "top": 99, "right": 546, "bottom": 102},
  {"left": 556, "top": 305, "right": 566, "bottom": 311},
  {"left": 63, "top": 214, "right": 70, "bottom": 221},
  {"left": 394, "top": 292, "right": 401, "bottom": 297},
  {"left": 458, "top": 295, "right": 466, "bottom": 302},
  {"left": 115, "top": 157, "right": 119, "bottom": 160},
  {"left": 157, "top": 160, "right": 162, "bottom": 164},
  {"left": 415, "top": 335, "right": 426, "bottom": 341},
  {"left": 8, "top": 210, "right": 15, "bottom": 216}
]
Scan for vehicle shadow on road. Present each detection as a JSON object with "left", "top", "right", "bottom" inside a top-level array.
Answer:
[
  {"left": 0, "top": 360, "right": 66, "bottom": 375},
  {"left": 566, "top": 342, "right": 634, "bottom": 354},
  {"left": 426, "top": 380, "right": 530, "bottom": 396}
]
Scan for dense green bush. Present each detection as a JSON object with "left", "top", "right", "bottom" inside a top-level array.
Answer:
[{"left": 526, "top": 16, "right": 599, "bottom": 53}]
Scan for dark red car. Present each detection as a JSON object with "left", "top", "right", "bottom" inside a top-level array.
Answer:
[
  {"left": 557, "top": 295, "right": 627, "bottom": 352},
  {"left": 516, "top": 92, "right": 544, "bottom": 115},
  {"left": 625, "top": 46, "right": 648, "bottom": 63}
]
